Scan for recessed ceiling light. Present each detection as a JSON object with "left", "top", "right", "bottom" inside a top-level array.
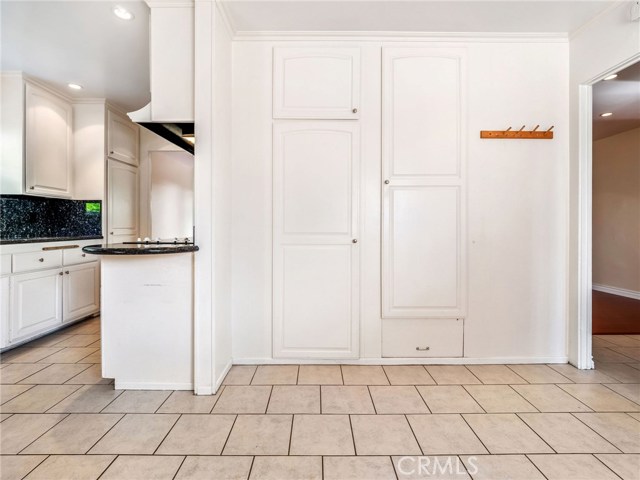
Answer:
[
  {"left": 600, "top": 112, "right": 613, "bottom": 117},
  {"left": 113, "top": 5, "right": 134, "bottom": 20},
  {"left": 604, "top": 74, "right": 618, "bottom": 81},
  {"left": 67, "top": 83, "right": 83, "bottom": 90}
]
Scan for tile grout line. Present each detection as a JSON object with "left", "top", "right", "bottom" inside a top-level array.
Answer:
[
  {"left": 83, "top": 412, "right": 127, "bottom": 454},
  {"left": 154, "top": 391, "right": 175, "bottom": 414},
  {"left": 505, "top": 384, "right": 541, "bottom": 412},
  {"left": 171, "top": 455, "right": 188, "bottom": 480},
  {"left": 15, "top": 413, "right": 70, "bottom": 455},
  {"left": 413, "top": 385, "right": 432, "bottom": 413},
  {"left": 600, "top": 383, "right": 640, "bottom": 408},
  {"left": 591, "top": 453, "right": 626, "bottom": 480},
  {"left": 523, "top": 454, "right": 551, "bottom": 480},
  {"left": 568, "top": 412, "right": 624, "bottom": 454},
  {"left": 513, "top": 412, "right": 558, "bottom": 454},
  {"left": 460, "top": 384, "right": 488, "bottom": 414},
  {"left": 95, "top": 453, "right": 120, "bottom": 480},
  {"left": 403, "top": 413, "right": 424, "bottom": 456},
  {"left": 366, "top": 386, "right": 378, "bottom": 414},
  {"left": 152, "top": 413, "right": 183, "bottom": 455},
  {"left": 219, "top": 414, "right": 239, "bottom": 455},
  {"left": 18, "top": 454, "right": 50, "bottom": 480},
  {"left": 0, "top": 384, "right": 36, "bottom": 406},
  {"left": 347, "top": 414, "right": 357, "bottom": 455}
]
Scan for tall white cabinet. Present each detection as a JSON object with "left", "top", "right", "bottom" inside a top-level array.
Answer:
[
  {"left": 381, "top": 47, "right": 467, "bottom": 357},
  {"left": 272, "top": 47, "right": 361, "bottom": 359}
]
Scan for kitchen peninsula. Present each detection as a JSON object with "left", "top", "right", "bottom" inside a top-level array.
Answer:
[{"left": 84, "top": 242, "right": 198, "bottom": 390}]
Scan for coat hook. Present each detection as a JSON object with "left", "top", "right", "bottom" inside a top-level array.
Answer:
[
  {"left": 546, "top": 126, "right": 554, "bottom": 132},
  {"left": 532, "top": 125, "right": 540, "bottom": 132},
  {"left": 518, "top": 125, "right": 526, "bottom": 132},
  {"left": 505, "top": 127, "right": 512, "bottom": 132}
]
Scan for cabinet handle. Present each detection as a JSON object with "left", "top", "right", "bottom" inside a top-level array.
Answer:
[
  {"left": 352, "top": 239, "right": 358, "bottom": 244},
  {"left": 384, "top": 180, "right": 390, "bottom": 185},
  {"left": 59, "top": 272, "right": 64, "bottom": 276},
  {"left": 416, "top": 346, "right": 430, "bottom": 351},
  {"left": 65, "top": 271, "right": 70, "bottom": 274},
  {"left": 352, "top": 108, "right": 358, "bottom": 114},
  {"left": 81, "top": 253, "right": 86, "bottom": 257},
  {"left": 110, "top": 232, "right": 114, "bottom": 235},
  {"left": 38, "top": 258, "right": 44, "bottom": 262},
  {"left": 110, "top": 150, "right": 114, "bottom": 154},
  {"left": 29, "top": 186, "right": 35, "bottom": 190}
]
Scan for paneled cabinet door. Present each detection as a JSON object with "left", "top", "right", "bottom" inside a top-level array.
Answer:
[
  {"left": 63, "top": 262, "right": 100, "bottom": 323},
  {"left": 273, "top": 121, "right": 360, "bottom": 358},
  {"left": 382, "top": 47, "right": 467, "bottom": 319},
  {"left": 107, "top": 159, "right": 139, "bottom": 243},
  {"left": 273, "top": 47, "right": 361, "bottom": 119},
  {"left": 108, "top": 110, "right": 139, "bottom": 166},
  {"left": 25, "top": 83, "right": 73, "bottom": 198},
  {"left": 10, "top": 269, "right": 63, "bottom": 343}
]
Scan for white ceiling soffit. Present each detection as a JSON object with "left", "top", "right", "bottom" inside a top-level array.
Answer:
[
  {"left": 1, "top": 0, "right": 150, "bottom": 111},
  {"left": 221, "top": 0, "right": 615, "bottom": 35},
  {"left": 593, "top": 61, "right": 640, "bottom": 141}
]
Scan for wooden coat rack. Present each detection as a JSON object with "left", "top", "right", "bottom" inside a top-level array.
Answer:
[{"left": 480, "top": 125, "right": 554, "bottom": 140}]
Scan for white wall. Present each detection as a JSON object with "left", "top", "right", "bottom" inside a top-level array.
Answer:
[
  {"left": 592, "top": 127, "right": 640, "bottom": 294},
  {"left": 231, "top": 39, "right": 569, "bottom": 362},
  {"left": 149, "top": 150, "right": 194, "bottom": 239},
  {"left": 568, "top": 1, "right": 640, "bottom": 366}
]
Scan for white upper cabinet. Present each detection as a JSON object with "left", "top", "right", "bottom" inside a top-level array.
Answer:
[
  {"left": 273, "top": 47, "right": 361, "bottom": 119},
  {"left": 382, "top": 47, "right": 467, "bottom": 319},
  {"left": 107, "top": 158, "right": 139, "bottom": 243},
  {"left": 25, "top": 82, "right": 73, "bottom": 198},
  {"left": 107, "top": 110, "right": 139, "bottom": 166}
]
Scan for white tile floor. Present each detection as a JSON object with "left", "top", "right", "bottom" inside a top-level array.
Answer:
[{"left": 1, "top": 317, "right": 639, "bottom": 479}]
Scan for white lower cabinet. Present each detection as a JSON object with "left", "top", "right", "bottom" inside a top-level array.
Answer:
[
  {"left": 1, "top": 277, "right": 10, "bottom": 348},
  {"left": 10, "top": 268, "right": 64, "bottom": 343},
  {"left": 63, "top": 262, "right": 100, "bottom": 323}
]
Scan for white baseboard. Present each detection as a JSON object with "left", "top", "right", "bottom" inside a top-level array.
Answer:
[
  {"left": 214, "top": 361, "right": 232, "bottom": 394},
  {"left": 593, "top": 283, "right": 640, "bottom": 300},
  {"left": 232, "top": 356, "right": 569, "bottom": 366},
  {"left": 114, "top": 382, "right": 193, "bottom": 390}
]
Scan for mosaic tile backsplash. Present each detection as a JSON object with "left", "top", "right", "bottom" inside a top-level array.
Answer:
[{"left": 0, "top": 195, "right": 102, "bottom": 241}]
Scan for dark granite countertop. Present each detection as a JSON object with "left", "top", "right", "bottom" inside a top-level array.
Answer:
[
  {"left": 1, "top": 235, "right": 104, "bottom": 245},
  {"left": 83, "top": 243, "right": 199, "bottom": 255}
]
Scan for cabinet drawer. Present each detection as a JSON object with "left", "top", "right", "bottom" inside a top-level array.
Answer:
[
  {"left": 12, "top": 250, "right": 63, "bottom": 273},
  {"left": 1, "top": 255, "right": 11, "bottom": 276},
  {"left": 63, "top": 248, "right": 93, "bottom": 266},
  {"left": 382, "top": 318, "right": 463, "bottom": 358}
]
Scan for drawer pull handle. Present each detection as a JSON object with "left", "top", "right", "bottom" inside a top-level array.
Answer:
[
  {"left": 416, "top": 346, "right": 430, "bottom": 351},
  {"left": 82, "top": 254, "right": 86, "bottom": 257},
  {"left": 59, "top": 272, "right": 63, "bottom": 276},
  {"left": 65, "top": 271, "right": 70, "bottom": 274},
  {"left": 38, "top": 258, "right": 44, "bottom": 262}
]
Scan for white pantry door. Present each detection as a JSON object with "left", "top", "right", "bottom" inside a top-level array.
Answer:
[
  {"left": 273, "top": 121, "right": 360, "bottom": 358},
  {"left": 382, "top": 47, "right": 467, "bottom": 319}
]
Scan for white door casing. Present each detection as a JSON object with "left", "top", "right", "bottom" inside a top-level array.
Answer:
[
  {"left": 273, "top": 121, "right": 360, "bottom": 358},
  {"left": 382, "top": 47, "right": 467, "bottom": 319}
]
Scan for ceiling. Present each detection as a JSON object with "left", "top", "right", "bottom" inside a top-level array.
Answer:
[
  {"left": 221, "top": 0, "right": 614, "bottom": 34},
  {"left": 593, "top": 61, "right": 640, "bottom": 141},
  {"left": 1, "top": 1, "right": 150, "bottom": 112}
]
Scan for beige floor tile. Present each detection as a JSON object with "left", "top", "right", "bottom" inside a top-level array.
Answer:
[
  {"left": 52, "top": 334, "right": 101, "bottom": 348},
  {"left": 597, "top": 335, "right": 640, "bottom": 347},
  {"left": 23, "top": 413, "right": 123, "bottom": 454},
  {"left": 512, "top": 384, "right": 592, "bottom": 412},
  {"left": 290, "top": 414, "right": 354, "bottom": 455},
  {"left": 593, "top": 336, "right": 618, "bottom": 348},
  {"left": 157, "top": 389, "right": 221, "bottom": 413},
  {"left": 297, "top": 365, "right": 343, "bottom": 385},
  {"left": 175, "top": 456, "right": 253, "bottom": 480},
  {"left": 223, "top": 414, "right": 292, "bottom": 455},
  {"left": 251, "top": 365, "right": 298, "bottom": 385},
  {"left": 425, "top": 366, "right": 481, "bottom": 385},
  {"left": 596, "top": 454, "right": 640, "bottom": 480},
  {"left": 223, "top": 366, "right": 257, "bottom": 385},
  {"left": 611, "top": 348, "right": 640, "bottom": 361},
  {"left": 321, "top": 386, "right": 375, "bottom": 414},
  {"left": 212, "top": 386, "right": 272, "bottom": 414},
  {"left": 249, "top": 456, "right": 322, "bottom": 480},
  {"left": 267, "top": 385, "right": 320, "bottom": 413},
  {"left": 18, "top": 363, "right": 92, "bottom": 384},
  {"left": 28, "top": 334, "right": 75, "bottom": 347},
  {"left": 100, "top": 455, "right": 184, "bottom": 480},
  {"left": 460, "top": 455, "right": 545, "bottom": 480},
  {"left": 393, "top": 455, "right": 471, "bottom": 479},
  {"left": 574, "top": 413, "right": 640, "bottom": 453},
  {"left": 48, "top": 385, "right": 123, "bottom": 413},
  {"left": 416, "top": 386, "right": 484, "bottom": 414},
  {"left": 101, "top": 390, "right": 171, "bottom": 413},
  {"left": 24, "top": 455, "right": 115, "bottom": 480},
  {"left": 383, "top": 366, "right": 435, "bottom": 385},
  {"left": 0, "top": 413, "right": 67, "bottom": 453},
  {"left": 369, "top": 386, "right": 429, "bottom": 414},
  {"left": 88, "top": 413, "right": 179, "bottom": 454},
  {"left": 0, "top": 384, "right": 80, "bottom": 413},
  {"left": 341, "top": 365, "right": 389, "bottom": 385},
  {"left": 519, "top": 413, "right": 619, "bottom": 453},
  {"left": 351, "top": 415, "right": 421, "bottom": 455},
  {"left": 559, "top": 384, "right": 640, "bottom": 411},
  {"left": 528, "top": 454, "right": 620, "bottom": 480},
  {"left": 0, "top": 363, "right": 50, "bottom": 384},
  {"left": 156, "top": 414, "right": 235, "bottom": 455},
  {"left": 324, "top": 456, "right": 397, "bottom": 480},
  {"left": 408, "top": 414, "right": 487, "bottom": 455},
  {"left": 0, "top": 455, "right": 47, "bottom": 480},
  {"left": 507, "top": 365, "right": 573, "bottom": 384},
  {"left": 464, "top": 385, "right": 537, "bottom": 413},
  {"left": 596, "top": 363, "right": 640, "bottom": 383},
  {"left": 606, "top": 383, "right": 640, "bottom": 404},
  {"left": 466, "top": 365, "right": 527, "bottom": 384},
  {"left": 594, "top": 348, "right": 638, "bottom": 363},
  {"left": 41, "top": 347, "right": 100, "bottom": 364},
  {"left": 463, "top": 414, "right": 553, "bottom": 454},
  {"left": 5, "top": 347, "right": 64, "bottom": 363},
  {"left": 549, "top": 364, "right": 618, "bottom": 383},
  {"left": 0, "top": 384, "right": 33, "bottom": 404},
  {"left": 64, "top": 364, "right": 110, "bottom": 384}
]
